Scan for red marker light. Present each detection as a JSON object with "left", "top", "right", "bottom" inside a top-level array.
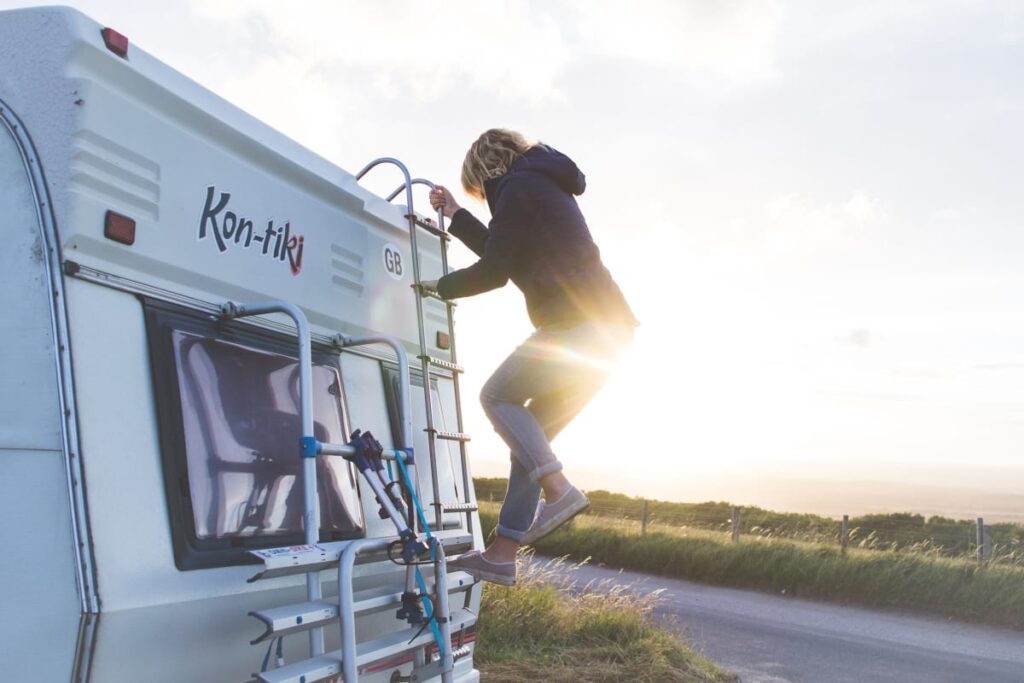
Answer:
[
  {"left": 101, "top": 28, "right": 129, "bottom": 59},
  {"left": 104, "top": 210, "right": 136, "bottom": 245}
]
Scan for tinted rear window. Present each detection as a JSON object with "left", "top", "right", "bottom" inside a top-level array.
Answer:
[{"left": 146, "top": 300, "right": 364, "bottom": 569}]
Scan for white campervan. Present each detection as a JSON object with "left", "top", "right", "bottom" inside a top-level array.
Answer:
[{"left": 0, "top": 6, "right": 483, "bottom": 682}]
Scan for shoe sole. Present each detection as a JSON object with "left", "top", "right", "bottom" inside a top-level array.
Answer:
[
  {"left": 520, "top": 496, "right": 590, "bottom": 545},
  {"left": 468, "top": 568, "right": 516, "bottom": 586},
  {"left": 450, "top": 553, "right": 517, "bottom": 586}
]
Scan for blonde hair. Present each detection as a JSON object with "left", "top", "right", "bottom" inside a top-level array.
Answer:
[{"left": 460, "top": 128, "right": 535, "bottom": 200}]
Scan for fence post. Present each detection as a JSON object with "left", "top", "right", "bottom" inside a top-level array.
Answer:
[
  {"left": 641, "top": 499, "right": 649, "bottom": 536},
  {"left": 841, "top": 515, "right": 849, "bottom": 556},
  {"left": 977, "top": 519, "right": 994, "bottom": 563},
  {"left": 976, "top": 517, "right": 984, "bottom": 562},
  {"left": 731, "top": 506, "right": 740, "bottom": 543}
]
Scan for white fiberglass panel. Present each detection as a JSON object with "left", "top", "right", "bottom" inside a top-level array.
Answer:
[
  {"left": 0, "top": 451, "right": 80, "bottom": 683},
  {"left": 0, "top": 106, "right": 61, "bottom": 451},
  {"left": 0, "top": 113, "right": 79, "bottom": 680}
]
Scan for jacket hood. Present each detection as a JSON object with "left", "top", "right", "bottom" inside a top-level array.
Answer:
[
  {"left": 484, "top": 144, "right": 586, "bottom": 212},
  {"left": 517, "top": 144, "right": 586, "bottom": 195}
]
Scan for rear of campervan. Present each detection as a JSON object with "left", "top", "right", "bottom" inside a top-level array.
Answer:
[{"left": 0, "top": 6, "right": 483, "bottom": 681}]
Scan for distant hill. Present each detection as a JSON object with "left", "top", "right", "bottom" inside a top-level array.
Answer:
[
  {"left": 714, "top": 478, "right": 1024, "bottom": 524},
  {"left": 473, "top": 461, "right": 1024, "bottom": 523}
]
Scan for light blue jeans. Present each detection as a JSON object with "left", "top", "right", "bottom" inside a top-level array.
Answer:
[{"left": 480, "top": 321, "right": 634, "bottom": 542}]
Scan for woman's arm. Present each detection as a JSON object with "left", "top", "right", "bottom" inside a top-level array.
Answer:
[
  {"left": 448, "top": 209, "right": 488, "bottom": 256},
  {"left": 430, "top": 185, "right": 487, "bottom": 255},
  {"left": 435, "top": 179, "right": 532, "bottom": 300}
]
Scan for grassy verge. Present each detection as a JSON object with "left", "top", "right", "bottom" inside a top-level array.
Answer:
[
  {"left": 475, "top": 555, "right": 736, "bottom": 682},
  {"left": 479, "top": 507, "right": 1024, "bottom": 630}
]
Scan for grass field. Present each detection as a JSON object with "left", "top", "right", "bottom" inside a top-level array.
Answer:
[
  {"left": 475, "top": 554, "right": 737, "bottom": 682},
  {"left": 473, "top": 478, "right": 1024, "bottom": 565},
  {"left": 477, "top": 503, "right": 1024, "bottom": 630}
]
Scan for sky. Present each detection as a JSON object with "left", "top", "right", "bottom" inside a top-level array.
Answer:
[{"left": 5, "top": 0, "right": 1023, "bottom": 513}]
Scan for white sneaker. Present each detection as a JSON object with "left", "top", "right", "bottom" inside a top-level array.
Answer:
[
  {"left": 448, "top": 550, "right": 517, "bottom": 585},
  {"left": 519, "top": 487, "right": 589, "bottom": 545}
]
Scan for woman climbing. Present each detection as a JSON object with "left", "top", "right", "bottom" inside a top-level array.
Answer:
[{"left": 421, "top": 128, "right": 637, "bottom": 585}]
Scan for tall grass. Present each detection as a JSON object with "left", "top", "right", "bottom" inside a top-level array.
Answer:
[
  {"left": 476, "top": 554, "right": 736, "bottom": 682},
  {"left": 478, "top": 507, "right": 1024, "bottom": 630}
]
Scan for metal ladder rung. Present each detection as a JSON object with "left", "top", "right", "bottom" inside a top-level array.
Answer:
[
  {"left": 249, "top": 571, "right": 478, "bottom": 644},
  {"left": 413, "top": 284, "right": 457, "bottom": 306},
  {"left": 443, "top": 503, "right": 478, "bottom": 513},
  {"left": 430, "top": 429, "right": 471, "bottom": 442},
  {"left": 406, "top": 214, "right": 449, "bottom": 239},
  {"left": 419, "top": 355, "right": 463, "bottom": 373}
]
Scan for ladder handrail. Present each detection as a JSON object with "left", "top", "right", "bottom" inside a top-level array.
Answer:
[
  {"left": 331, "top": 334, "right": 423, "bottom": 570},
  {"left": 335, "top": 532, "right": 453, "bottom": 683},
  {"left": 356, "top": 157, "right": 414, "bottom": 212},
  {"left": 355, "top": 158, "right": 444, "bottom": 529},
  {"left": 386, "top": 177, "right": 448, "bottom": 241},
  {"left": 338, "top": 537, "right": 394, "bottom": 683},
  {"left": 219, "top": 300, "right": 325, "bottom": 658},
  {"left": 433, "top": 543, "right": 454, "bottom": 677},
  {"left": 333, "top": 334, "right": 413, "bottom": 452},
  {"left": 386, "top": 177, "right": 434, "bottom": 202}
]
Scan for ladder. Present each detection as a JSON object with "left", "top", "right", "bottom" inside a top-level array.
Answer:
[
  {"left": 366, "top": 160, "right": 478, "bottom": 539},
  {"left": 224, "top": 158, "right": 481, "bottom": 682}
]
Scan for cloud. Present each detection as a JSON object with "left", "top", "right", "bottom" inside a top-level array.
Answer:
[
  {"left": 566, "top": 0, "right": 786, "bottom": 86},
  {"left": 826, "top": 389, "right": 924, "bottom": 403},
  {"left": 931, "top": 208, "right": 963, "bottom": 221},
  {"left": 837, "top": 328, "right": 871, "bottom": 348},
  {"left": 188, "top": 0, "right": 785, "bottom": 106},
  {"left": 762, "top": 191, "right": 882, "bottom": 253},
  {"left": 190, "top": 1, "right": 571, "bottom": 105},
  {"left": 888, "top": 367, "right": 949, "bottom": 380},
  {"left": 972, "top": 363, "right": 1024, "bottom": 372}
]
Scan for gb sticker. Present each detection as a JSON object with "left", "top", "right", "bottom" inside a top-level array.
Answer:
[{"left": 382, "top": 242, "right": 405, "bottom": 280}]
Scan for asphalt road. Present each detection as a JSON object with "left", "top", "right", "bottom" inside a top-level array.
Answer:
[{"left": 538, "top": 559, "right": 1024, "bottom": 682}]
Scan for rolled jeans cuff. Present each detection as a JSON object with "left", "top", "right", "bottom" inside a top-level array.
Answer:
[
  {"left": 495, "top": 523, "right": 528, "bottom": 542},
  {"left": 529, "top": 460, "right": 563, "bottom": 483}
]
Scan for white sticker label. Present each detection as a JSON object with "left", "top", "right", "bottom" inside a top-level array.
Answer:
[
  {"left": 382, "top": 243, "right": 405, "bottom": 281},
  {"left": 252, "top": 544, "right": 323, "bottom": 559}
]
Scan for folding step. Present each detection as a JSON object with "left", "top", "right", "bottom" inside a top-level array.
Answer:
[
  {"left": 442, "top": 503, "right": 478, "bottom": 513},
  {"left": 247, "top": 532, "right": 474, "bottom": 582},
  {"left": 418, "top": 355, "right": 463, "bottom": 373},
  {"left": 429, "top": 429, "right": 471, "bottom": 442},
  {"left": 249, "top": 600, "right": 337, "bottom": 644},
  {"left": 256, "top": 608, "right": 478, "bottom": 683},
  {"left": 249, "top": 571, "right": 477, "bottom": 644}
]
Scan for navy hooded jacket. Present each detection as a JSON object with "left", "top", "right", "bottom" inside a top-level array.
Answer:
[{"left": 436, "top": 144, "right": 637, "bottom": 330}]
